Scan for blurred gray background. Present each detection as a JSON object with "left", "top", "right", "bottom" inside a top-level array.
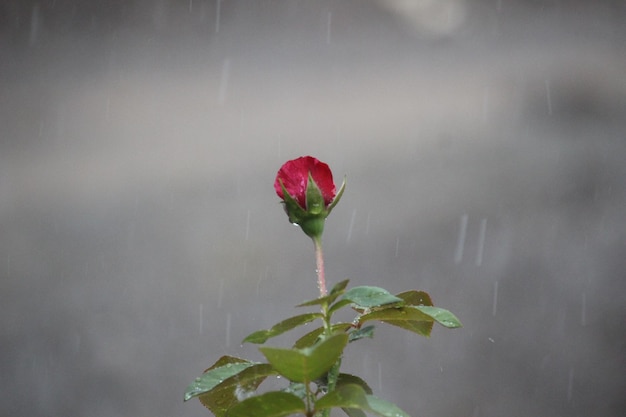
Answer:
[{"left": 1, "top": 1, "right": 625, "bottom": 416}]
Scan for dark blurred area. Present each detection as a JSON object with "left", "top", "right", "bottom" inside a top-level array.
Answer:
[{"left": 1, "top": 1, "right": 625, "bottom": 417}]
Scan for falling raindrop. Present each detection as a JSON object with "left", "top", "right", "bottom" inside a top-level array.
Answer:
[
  {"left": 217, "top": 278, "right": 224, "bottom": 309},
  {"left": 199, "top": 303, "right": 204, "bottom": 335},
  {"left": 580, "top": 292, "right": 586, "bottom": 327},
  {"left": 29, "top": 4, "right": 40, "bottom": 46},
  {"left": 245, "top": 209, "right": 251, "bottom": 241},
  {"left": 365, "top": 212, "right": 371, "bottom": 235},
  {"left": 567, "top": 367, "right": 574, "bottom": 402},
  {"left": 488, "top": 337, "right": 495, "bottom": 343},
  {"left": 215, "top": 0, "right": 222, "bottom": 33},
  {"left": 256, "top": 268, "right": 267, "bottom": 297},
  {"left": 218, "top": 58, "right": 231, "bottom": 105},
  {"left": 377, "top": 362, "right": 383, "bottom": 393},
  {"left": 225, "top": 312, "right": 232, "bottom": 347},
  {"left": 74, "top": 334, "right": 81, "bottom": 354},
  {"left": 105, "top": 95, "right": 111, "bottom": 122},
  {"left": 326, "top": 11, "right": 332, "bottom": 44},
  {"left": 394, "top": 236, "right": 400, "bottom": 258},
  {"left": 545, "top": 79, "right": 553, "bottom": 115},
  {"left": 454, "top": 214, "right": 468, "bottom": 263},
  {"left": 482, "top": 87, "right": 490, "bottom": 123},
  {"left": 492, "top": 281, "right": 498, "bottom": 316},
  {"left": 475, "top": 218, "right": 487, "bottom": 266},
  {"left": 346, "top": 209, "right": 356, "bottom": 243}
]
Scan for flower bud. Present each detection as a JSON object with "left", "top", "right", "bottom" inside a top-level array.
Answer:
[{"left": 275, "top": 156, "right": 345, "bottom": 239}]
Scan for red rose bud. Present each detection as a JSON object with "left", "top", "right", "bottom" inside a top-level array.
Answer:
[{"left": 274, "top": 156, "right": 345, "bottom": 238}]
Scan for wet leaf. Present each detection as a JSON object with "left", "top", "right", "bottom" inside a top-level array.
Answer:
[
  {"left": 365, "top": 394, "right": 411, "bottom": 417},
  {"left": 341, "top": 286, "right": 404, "bottom": 308},
  {"left": 197, "top": 364, "right": 276, "bottom": 416},
  {"left": 348, "top": 325, "right": 375, "bottom": 342},
  {"left": 358, "top": 306, "right": 432, "bottom": 326},
  {"left": 259, "top": 333, "right": 348, "bottom": 382},
  {"left": 342, "top": 409, "right": 368, "bottom": 417},
  {"left": 226, "top": 391, "right": 306, "bottom": 417},
  {"left": 242, "top": 312, "right": 323, "bottom": 344},
  {"left": 336, "top": 373, "right": 373, "bottom": 394},
  {"left": 184, "top": 356, "right": 255, "bottom": 402},
  {"left": 293, "top": 323, "right": 352, "bottom": 349},
  {"left": 382, "top": 318, "right": 433, "bottom": 337},
  {"left": 297, "top": 279, "right": 350, "bottom": 307},
  {"left": 330, "top": 279, "right": 351, "bottom": 295},
  {"left": 413, "top": 306, "right": 462, "bottom": 328},
  {"left": 358, "top": 305, "right": 461, "bottom": 335},
  {"left": 315, "top": 384, "right": 410, "bottom": 417},
  {"left": 328, "top": 299, "right": 354, "bottom": 315},
  {"left": 395, "top": 290, "right": 433, "bottom": 307},
  {"left": 315, "top": 383, "right": 369, "bottom": 410}
]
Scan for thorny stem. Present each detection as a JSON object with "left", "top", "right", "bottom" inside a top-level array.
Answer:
[{"left": 313, "top": 236, "right": 327, "bottom": 297}]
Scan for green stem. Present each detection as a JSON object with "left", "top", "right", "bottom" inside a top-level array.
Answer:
[{"left": 313, "top": 236, "right": 327, "bottom": 297}]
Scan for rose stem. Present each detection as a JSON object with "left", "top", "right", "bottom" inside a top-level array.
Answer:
[{"left": 313, "top": 236, "right": 327, "bottom": 297}]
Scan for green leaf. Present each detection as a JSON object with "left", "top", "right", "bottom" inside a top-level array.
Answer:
[
  {"left": 336, "top": 373, "right": 373, "bottom": 395},
  {"left": 382, "top": 318, "right": 434, "bottom": 337},
  {"left": 184, "top": 356, "right": 256, "bottom": 401},
  {"left": 198, "top": 364, "right": 276, "bottom": 416},
  {"left": 414, "top": 306, "right": 462, "bottom": 328},
  {"left": 293, "top": 323, "right": 352, "bottom": 349},
  {"left": 242, "top": 313, "right": 323, "bottom": 344},
  {"left": 348, "top": 325, "right": 375, "bottom": 342},
  {"left": 358, "top": 305, "right": 461, "bottom": 336},
  {"left": 342, "top": 409, "right": 368, "bottom": 417},
  {"left": 341, "top": 286, "right": 404, "bottom": 308},
  {"left": 357, "top": 306, "right": 434, "bottom": 337},
  {"left": 330, "top": 279, "right": 351, "bottom": 295},
  {"left": 365, "top": 394, "right": 410, "bottom": 417},
  {"left": 297, "top": 279, "right": 350, "bottom": 307},
  {"left": 315, "top": 384, "right": 369, "bottom": 410},
  {"left": 395, "top": 290, "right": 433, "bottom": 306},
  {"left": 259, "top": 333, "right": 348, "bottom": 382},
  {"left": 315, "top": 384, "right": 410, "bottom": 417},
  {"left": 328, "top": 299, "right": 354, "bottom": 315},
  {"left": 226, "top": 391, "right": 306, "bottom": 417}
]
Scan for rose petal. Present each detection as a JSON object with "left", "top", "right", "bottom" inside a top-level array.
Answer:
[{"left": 275, "top": 156, "right": 336, "bottom": 209}]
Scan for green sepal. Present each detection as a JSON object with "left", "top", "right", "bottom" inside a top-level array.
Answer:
[
  {"left": 225, "top": 391, "right": 306, "bottom": 417},
  {"left": 305, "top": 173, "right": 325, "bottom": 215},
  {"left": 278, "top": 180, "right": 307, "bottom": 225},
  {"left": 327, "top": 176, "right": 346, "bottom": 214},
  {"left": 278, "top": 177, "right": 329, "bottom": 239},
  {"left": 242, "top": 313, "right": 323, "bottom": 344},
  {"left": 259, "top": 333, "right": 348, "bottom": 383}
]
